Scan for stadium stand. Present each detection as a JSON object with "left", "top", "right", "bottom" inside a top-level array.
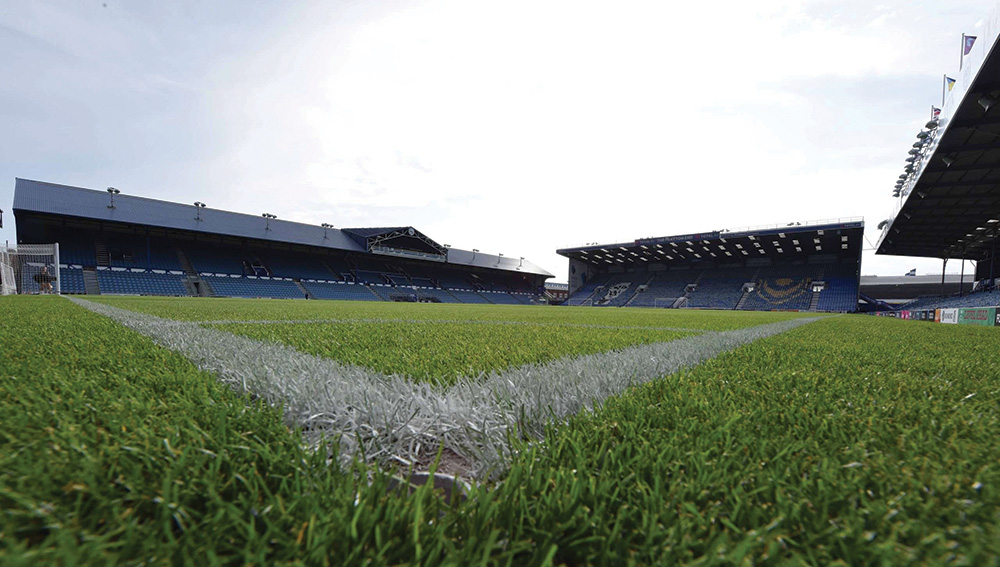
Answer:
[
  {"left": 203, "top": 275, "right": 305, "bottom": 299},
  {"left": 564, "top": 273, "right": 610, "bottom": 306},
  {"left": 412, "top": 287, "right": 460, "bottom": 303},
  {"left": 740, "top": 265, "right": 816, "bottom": 311},
  {"left": 446, "top": 289, "right": 491, "bottom": 304},
  {"left": 899, "top": 288, "right": 1000, "bottom": 311},
  {"left": 815, "top": 264, "right": 860, "bottom": 312},
  {"left": 11, "top": 179, "right": 553, "bottom": 304},
  {"left": 302, "top": 281, "right": 381, "bottom": 301},
  {"left": 627, "top": 270, "right": 697, "bottom": 308},
  {"left": 59, "top": 267, "right": 86, "bottom": 294},
  {"left": 558, "top": 220, "right": 864, "bottom": 312},
  {"left": 59, "top": 240, "right": 97, "bottom": 267},
  {"left": 687, "top": 268, "right": 756, "bottom": 310},
  {"left": 96, "top": 269, "right": 187, "bottom": 296}
]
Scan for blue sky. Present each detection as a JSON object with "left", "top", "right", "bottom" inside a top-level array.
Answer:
[{"left": 1, "top": 0, "right": 994, "bottom": 280}]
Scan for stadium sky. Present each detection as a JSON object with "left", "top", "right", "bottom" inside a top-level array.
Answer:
[{"left": 1, "top": 0, "right": 995, "bottom": 282}]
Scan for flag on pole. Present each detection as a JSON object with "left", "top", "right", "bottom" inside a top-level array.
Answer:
[
  {"left": 906, "top": 269, "right": 917, "bottom": 276},
  {"left": 964, "top": 35, "right": 977, "bottom": 55},
  {"left": 932, "top": 106, "right": 941, "bottom": 118},
  {"left": 946, "top": 76, "right": 957, "bottom": 91}
]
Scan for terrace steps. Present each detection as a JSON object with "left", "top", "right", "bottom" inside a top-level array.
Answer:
[
  {"left": 177, "top": 250, "right": 212, "bottom": 296},
  {"left": 294, "top": 280, "right": 313, "bottom": 299},
  {"left": 83, "top": 268, "right": 101, "bottom": 295},
  {"left": 625, "top": 274, "right": 657, "bottom": 307},
  {"left": 94, "top": 242, "right": 110, "bottom": 268}
]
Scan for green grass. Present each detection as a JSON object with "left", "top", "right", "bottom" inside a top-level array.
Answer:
[
  {"left": 209, "top": 320, "right": 692, "bottom": 384},
  {"left": 2, "top": 296, "right": 998, "bottom": 566},
  {"left": 84, "top": 295, "right": 815, "bottom": 330}
]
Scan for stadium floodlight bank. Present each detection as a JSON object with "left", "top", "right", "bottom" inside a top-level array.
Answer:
[{"left": 0, "top": 243, "right": 60, "bottom": 295}]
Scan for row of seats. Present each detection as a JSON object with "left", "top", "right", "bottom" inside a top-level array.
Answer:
[
  {"left": 98, "top": 270, "right": 187, "bottom": 296},
  {"left": 566, "top": 265, "right": 859, "bottom": 312},
  {"left": 202, "top": 275, "right": 304, "bottom": 299},
  {"left": 49, "top": 231, "right": 538, "bottom": 293},
  {"left": 901, "top": 288, "right": 1000, "bottom": 311}
]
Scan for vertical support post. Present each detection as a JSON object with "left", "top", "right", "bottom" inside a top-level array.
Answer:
[
  {"left": 991, "top": 227, "right": 998, "bottom": 290},
  {"left": 959, "top": 255, "right": 965, "bottom": 296},
  {"left": 54, "top": 242, "right": 61, "bottom": 295},
  {"left": 961, "top": 33, "right": 965, "bottom": 71},
  {"left": 941, "top": 257, "right": 948, "bottom": 297}
]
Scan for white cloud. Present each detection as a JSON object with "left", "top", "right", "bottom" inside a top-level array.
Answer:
[{"left": 1, "top": 0, "right": 996, "bottom": 280}]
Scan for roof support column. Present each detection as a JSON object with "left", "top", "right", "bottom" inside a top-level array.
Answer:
[
  {"left": 959, "top": 252, "right": 966, "bottom": 297},
  {"left": 992, "top": 227, "right": 998, "bottom": 290},
  {"left": 941, "top": 257, "right": 948, "bottom": 297}
]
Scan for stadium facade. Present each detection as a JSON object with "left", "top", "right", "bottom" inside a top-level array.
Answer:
[
  {"left": 10, "top": 178, "right": 552, "bottom": 303},
  {"left": 557, "top": 219, "right": 864, "bottom": 312}
]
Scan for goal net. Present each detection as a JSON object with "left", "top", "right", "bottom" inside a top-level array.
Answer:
[{"left": 1, "top": 244, "right": 61, "bottom": 295}]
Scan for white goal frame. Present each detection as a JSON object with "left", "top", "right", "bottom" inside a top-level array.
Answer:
[{"left": 1, "top": 243, "right": 61, "bottom": 295}]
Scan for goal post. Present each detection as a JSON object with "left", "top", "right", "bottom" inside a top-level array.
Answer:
[{"left": 1, "top": 243, "right": 60, "bottom": 295}]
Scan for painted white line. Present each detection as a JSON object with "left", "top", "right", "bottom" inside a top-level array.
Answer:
[
  {"left": 146, "top": 316, "right": 712, "bottom": 334},
  {"left": 69, "top": 297, "right": 821, "bottom": 479}
]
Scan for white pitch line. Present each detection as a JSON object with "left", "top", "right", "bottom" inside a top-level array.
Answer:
[
  {"left": 69, "top": 297, "right": 821, "bottom": 479},
  {"left": 146, "top": 316, "right": 712, "bottom": 334}
]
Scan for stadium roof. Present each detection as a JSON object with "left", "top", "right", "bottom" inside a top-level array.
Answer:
[
  {"left": 557, "top": 218, "right": 864, "bottom": 269},
  {"left": 876, "top": 27, "right": 1000, "bottom": 261},
  {"left": 341, "top": 227, "right": 448, "bottom": 256},
  {"left": 12, "top": 178, "right": 553, "bottom": 278}
]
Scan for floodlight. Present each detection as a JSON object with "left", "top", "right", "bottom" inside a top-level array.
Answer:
[
  {"left": 941, "top": 156, "right": 956, "bottom": 167},
  {"left": 321, "top": 222, "right": 334, "bottom": 238},
  {"left": 905, "top": 156, "right": 916, "bottom": 163},
  {"left": 925, "top": 118, "right": 939, "bottom": 129},
  {"left": 194, "top": 201, "right": 206, "bottom": 221},
  {"left": 978, "top": 95, "right": 998, "bottom": 112},
  {"left": 916, "top": 130, "right": 930, "bottom": 139},
  {"left": 907, "top": 148, "right": 920, "bottom": 155},
  {"left": 878, "top": 220, "right": 889, "bottom": 230},
  {"left": 106, "top": 187, "right": 120, "bottom": 209},
  {"left": 262, "top": 212, "right": 276, "bottom": 230}
]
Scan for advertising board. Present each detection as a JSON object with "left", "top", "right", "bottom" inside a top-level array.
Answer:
[
  {"left": 939, "top": 309, "right": 959, "bottom": 324},
  {"left": 957, "top": 307, "right": 998, "bottom": 326}
]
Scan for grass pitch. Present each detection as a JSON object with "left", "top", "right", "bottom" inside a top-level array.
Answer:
[{"left": 2, "top": 295, "right": 998, "bottom": 566}]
